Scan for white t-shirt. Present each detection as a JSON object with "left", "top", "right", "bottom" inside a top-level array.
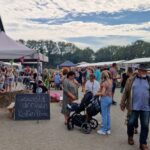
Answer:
[{"left": 85, "top": 80, "right": 100, "bottom": 95}]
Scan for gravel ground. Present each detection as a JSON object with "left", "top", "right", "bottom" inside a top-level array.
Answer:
[{"left": 0, "top": 88, "right": 149, "bottom": 150}]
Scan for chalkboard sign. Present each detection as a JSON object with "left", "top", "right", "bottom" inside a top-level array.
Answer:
[{"left": 15, "top": 94, "right": 50, "bottom": 120}]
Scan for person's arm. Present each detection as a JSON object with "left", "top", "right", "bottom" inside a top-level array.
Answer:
[
  {"left": 120, "top": 78, "right": 130, "bottom": 111},
  {"left": 73, "top": 79, "right": 79, "bottom": 87},
  {"left": 85, "top": 81, "right": 89, "bottom": 93},
  {"left": 96, "top": 82, "right": 106, "bottom": 96},
  {"left": 63, "top": 80, "right": 76, "bottom": 100},
  {"left": 96, "top": 85, "right": 106, "bottom": 96},
  {"left": 96, "top": 82, "right": 100, "bottom": 94}
]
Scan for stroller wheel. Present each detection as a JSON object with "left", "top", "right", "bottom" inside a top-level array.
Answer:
[
  {"left": 67, "top": 117, "right": 74, "bottom": 130},
  {"left": 81, "top": 122, "right": 92, "bottom": 134},
  {"left": 89, "top": 118, "right": 98, "bottom": 129}
]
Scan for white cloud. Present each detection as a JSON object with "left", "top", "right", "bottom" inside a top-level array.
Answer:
[
  {"left": 0, "top": 0, "right": 150, "bottom": 50},
  {"left": 1, "top": 0, "right": 150, "bottom": 23},
  {"left": 5, "top": 21, "right": 150, "bottom": 40},
  {"left": 55, "top": 0, "right": 150, "bottom": 13}
]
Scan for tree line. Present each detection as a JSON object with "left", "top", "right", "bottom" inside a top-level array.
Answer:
[{"left": 19, "top": 39, "right": 150, "bottom": 68}]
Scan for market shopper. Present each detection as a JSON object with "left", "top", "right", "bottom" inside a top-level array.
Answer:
[
  {"left": 61, "top": 71, "right": 78, "bottom": 124},
  {"left": 96, "top": 71, "right": 113, "bottom": 135},
  {"left": 85, "top": 73, "right": 100, "bottom": 95},
  {"left": 110, "top": 63, "right": 118, "bottom": 105},
  {"left": 120, "top": 64, "right": 150, "bottom": 150}
]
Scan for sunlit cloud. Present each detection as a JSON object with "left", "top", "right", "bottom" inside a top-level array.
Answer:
[{"left": 0, "top": 0, "right": 150, "bottom": 50}]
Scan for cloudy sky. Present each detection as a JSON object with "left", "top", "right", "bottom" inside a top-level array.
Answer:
[{"left": 0, "top": 0, "right": 150, "bottom": 50}]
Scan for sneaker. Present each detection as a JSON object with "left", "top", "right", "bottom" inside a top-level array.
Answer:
[
  {"left": 97, "top": 130, "right": 106, "bottom": 135},
  {"left": 107, "top": 130, "right": 111, "bottom": 135}
]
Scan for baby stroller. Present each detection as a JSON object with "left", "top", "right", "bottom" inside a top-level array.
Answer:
[{"left": 67, "top": 91, "right": 101, "bottom": 134}]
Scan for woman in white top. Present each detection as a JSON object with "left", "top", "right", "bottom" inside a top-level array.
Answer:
[{"left": 85, "top": 73, "right": 100, "bottom": 95}]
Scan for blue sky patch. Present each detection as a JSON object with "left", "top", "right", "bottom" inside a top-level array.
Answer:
[
  {"left": 66, "top": 36, "right": 142, "bottom": 50},
  {"left": 28, "top": 10, "right": 150, "bottom": 26}
]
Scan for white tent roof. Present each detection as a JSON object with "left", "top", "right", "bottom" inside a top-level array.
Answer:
[
  {"left": 0, "top": 61, "right": 22, "bottom": 67},
  {"left": 77, "top": 62, "right": 89, "bottom": 65},
  {"left": 123, "top": 57, "right": 150, "bottom": 64},
  {"left": 77, "top": 60, "right": 125, "bottom": 68},
  {"left": 0, "top": 31, "right": 35, "bottom": 59},
  {"left": 24, "top": 53, "right": 48, "bottom": 62}
]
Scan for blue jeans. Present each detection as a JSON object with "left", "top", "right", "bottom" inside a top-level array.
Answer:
[
  {"left": 100, "top": 96, "right": 112, "bottom": 132},
  {"left": 127, "top": 111, "right": 150, "bottom": 144}
]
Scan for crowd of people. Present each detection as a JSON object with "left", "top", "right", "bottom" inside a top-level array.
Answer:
[
  {"left": 61, "top": 64, "right": 119, "bottom": 129},
  {"left": 0, "top": 66, "right": 19, "bottom": 93},
  {"left": 61, "top": 63, "right": 150, "bottom": 150},
  {"left": 0, "top": 65, "right": 47, "bottom": 93},
  {"left": 0, "top": 62, "right": 150, "bottom": 150}
]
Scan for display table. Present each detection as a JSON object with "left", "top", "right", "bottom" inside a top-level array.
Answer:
[{"left": 0, "top": 90, "right": 30, "bottom": 108}]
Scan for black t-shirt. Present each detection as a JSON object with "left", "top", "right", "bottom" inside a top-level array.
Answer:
[{"left": 121, "top": 73, "right": 129, "bottom": 87}]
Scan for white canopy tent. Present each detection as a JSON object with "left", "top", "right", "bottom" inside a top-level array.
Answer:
[
  {"left": 24, "top": 52, "right": 48, "bottom": 62},
  {"left": 77, "top": 62, "right": 89, "bottom": 65},
  {"left": 2, "top": 62, "right": 22, "bottom": 67},
  {"left": 0, "top": 31, "right": 36, "bottom": 59},
  {"left": 77, "top": 60, "right": 125, "bottom": 68},
  {"left": 123, "top": 57, "right": 150, "bottom": 64}
]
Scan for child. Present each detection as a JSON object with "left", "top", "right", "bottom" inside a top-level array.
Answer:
[{"left": 36, "top": 80, "right": 48, "bottom": 94}]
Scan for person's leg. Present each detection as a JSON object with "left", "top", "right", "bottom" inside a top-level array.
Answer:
[
  {"left": 99, "top": 97, "right": 108, "bottom": 133},
  {"left": 127, "top": 111, "right": 139, "bottom": 145},
  {"left": 107, "top": 98, "right": 112, "bottom": 132},
  {"left": 112, "top": 82, "right": 117, "bottom": 105},
  {"left": 56, "top": 84, "right": 58, "bottom": 90},
  {"left": 82, "top": 78, "right": 86, "bottom": 92},
  {"left": 64, "top": 114, "right": 69, "bottom": 124},
  {"left": 139, "top": 111, "right": 150, "bottom": 147},
  {"left": 134, "top": 117, "right": 139, "bottom": 128},
  {"left": 134, "top": 114, "right": 139, "bottom": 134},
  {"left": 120, "top": 86, "right": 124, "bottom": 93}
]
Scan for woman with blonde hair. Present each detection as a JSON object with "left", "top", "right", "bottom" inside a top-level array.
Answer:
[{"left": 96, "top": 70, "right": 113, "bottom": 135}]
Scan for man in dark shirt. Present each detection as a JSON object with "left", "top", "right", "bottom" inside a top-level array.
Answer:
[{"left": 120, "top": 64, "right": 150, "bottom": 150}]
